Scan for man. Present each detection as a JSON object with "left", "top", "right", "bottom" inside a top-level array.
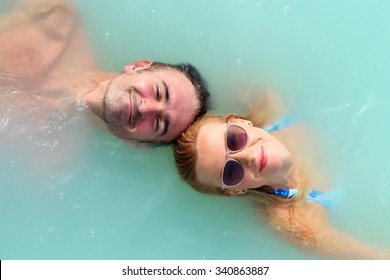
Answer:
[{"left": 0, "top": 1, "right": 209, "bottom": 143}]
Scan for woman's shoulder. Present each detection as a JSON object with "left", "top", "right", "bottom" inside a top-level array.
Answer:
[{"left": 243, "top": 89, "right": 287, "bottom": 127}]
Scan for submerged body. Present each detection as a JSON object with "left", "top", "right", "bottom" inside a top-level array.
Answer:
[
  {"left": 0, "top": 0, "right": 208, "bottom": 144},
  {"left": 174, "top": 93, "right": 389, "bottom": 259}
]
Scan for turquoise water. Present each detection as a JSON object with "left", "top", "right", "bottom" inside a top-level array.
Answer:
[{"left": 1, "top": 0, "right": 390, "bottom": 259}]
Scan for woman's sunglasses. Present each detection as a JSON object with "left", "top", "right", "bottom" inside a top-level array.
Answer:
[{"left": 221, "top": 121, "right": 248, "bottom": 190}]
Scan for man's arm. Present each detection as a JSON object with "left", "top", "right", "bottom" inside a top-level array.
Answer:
[
  {"left": 0, "top": 0, "right": 76, "bottom": 88},
  {"left": 10, "top": 0, "right": 71, "bottom": 10}
]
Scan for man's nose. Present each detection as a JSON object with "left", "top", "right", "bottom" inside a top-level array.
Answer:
[{"left": 138, "top": 98, "right": 163, "bottom": 114}]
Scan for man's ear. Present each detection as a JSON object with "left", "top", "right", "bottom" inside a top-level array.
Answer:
[{"left": 123, "top": 60, "right": 153, "bottom": 73}]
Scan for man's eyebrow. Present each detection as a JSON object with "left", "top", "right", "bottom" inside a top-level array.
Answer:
[
  {"left": 162, "top": 80, "right": 170, "bottom": 103},
  {"left": 160, "top": 116, "right": 170, "bottom": 137}
]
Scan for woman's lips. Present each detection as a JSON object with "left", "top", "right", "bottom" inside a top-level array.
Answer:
[{"left": 259, "top": 146, "right": 268, "bottom": 172}]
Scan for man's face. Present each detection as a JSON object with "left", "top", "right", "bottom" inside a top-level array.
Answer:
[{"left": 103, "top": 68, "right": 197, "bottom": 142}]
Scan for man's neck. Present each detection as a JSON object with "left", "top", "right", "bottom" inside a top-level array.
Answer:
[
  {"left": 70, "top": 72, "right": 115, "bottom": 98},
  {"left": 72, "top": 71, "right": 118, "bottom": 118}
]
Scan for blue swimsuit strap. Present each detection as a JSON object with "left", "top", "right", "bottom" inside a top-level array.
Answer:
[
  {"left": 266, "top": 188, "right": 331, "bottom": 207},
  {"left": 264, "top": 115, "right": 297, "bottom": 133},
  {"left": 306, "top": 190, "right": 331, "bottom": 207}
]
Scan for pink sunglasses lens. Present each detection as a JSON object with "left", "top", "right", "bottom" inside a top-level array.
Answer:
[
  {"left": 226, "top": 125, "right": 247, "bottom": 152},
  {"left": 222, "top": 160, "right": 244, "bottom": 186}
]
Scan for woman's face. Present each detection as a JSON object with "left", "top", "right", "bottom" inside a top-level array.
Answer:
[{"left": 195, "top": 119, "right": 293, "bottom": 194}]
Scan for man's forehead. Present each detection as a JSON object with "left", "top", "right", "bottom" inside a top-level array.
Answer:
[
  {"left": 160, "top": 84, "right": 197, "bottom": 141},
  {"left": 161, "top": 104, "right": 196, "bottom": 141}
]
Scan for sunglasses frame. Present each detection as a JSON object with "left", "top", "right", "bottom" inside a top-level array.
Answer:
[{"left": 221, "top": 121, "right": 248, "bottom": 190}]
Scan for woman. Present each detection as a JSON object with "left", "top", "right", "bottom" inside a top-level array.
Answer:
[{"left": 174, "top": 110, "right": 388, "bottom": 259}]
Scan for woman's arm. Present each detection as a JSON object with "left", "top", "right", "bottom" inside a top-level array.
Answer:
[{"left": 269, "top": 202, "right": 388, "bottom": 259}]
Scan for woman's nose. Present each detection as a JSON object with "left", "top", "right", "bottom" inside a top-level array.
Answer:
[{"left": 231, "top": 146, "right": 256, "bottom": 167}]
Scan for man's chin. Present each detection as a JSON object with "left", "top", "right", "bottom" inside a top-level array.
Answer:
[{"left": 108, "top": 127, "right": 132, "bottom": 140}]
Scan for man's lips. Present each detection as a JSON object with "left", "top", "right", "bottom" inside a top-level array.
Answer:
[
  {"left": 128, "top": 92, "right": 143, "bottom": 129},
  {"left": 259, "top": 146, "right": 268, "bottom": 172},
  {"left": 128, "top": 92, "right": 134, "bottom": 128}
]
